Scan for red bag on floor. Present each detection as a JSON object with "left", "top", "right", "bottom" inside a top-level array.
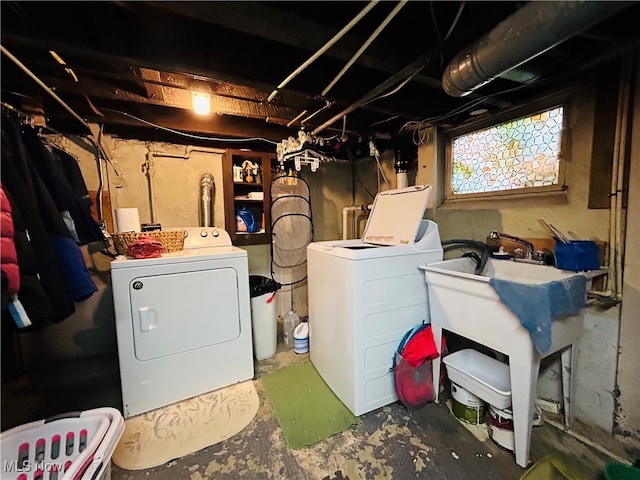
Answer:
[{"left": 393, "top": 324, "right": 445, "bottom": 411}]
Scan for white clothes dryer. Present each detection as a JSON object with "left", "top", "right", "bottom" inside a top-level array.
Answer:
[
  {"left": 110, "top": 227, "right": 253, "bottom": 418},
  {"left": 307, "top": 185, "right": 443, "bottom": 416}
]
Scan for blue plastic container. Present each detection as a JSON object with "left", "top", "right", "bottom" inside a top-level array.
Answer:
[
  {"left": 554, "top": 240, "right": 600, "bottom": 271},
  {"left": 236, "top": 205, "right": 260, "bottom": 233}
]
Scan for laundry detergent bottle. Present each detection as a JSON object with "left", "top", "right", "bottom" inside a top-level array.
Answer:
[
  {"left": 283, "top": 310, "right": 299, "bottom": 348},
  {"left": 293, "top": 316, "right": 309, "bottom": 354}
]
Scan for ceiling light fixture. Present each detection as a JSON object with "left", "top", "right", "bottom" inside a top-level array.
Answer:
[
  {"left": 191, "top": 79, "right": 212, "bottom": 115},
  {"left": 191, "top": 91, "right": 211, "bottom": 115}
]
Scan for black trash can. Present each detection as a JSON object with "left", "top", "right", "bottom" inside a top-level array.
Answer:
[{"left": 248, "top": 276, "right": 281, "bottom": 360}]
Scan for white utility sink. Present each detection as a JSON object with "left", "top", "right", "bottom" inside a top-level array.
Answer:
[
  {"left": 419, "top": 257, "right": 590, "bottom": 468},
  {"left": 426, "top": 256, "right": 603, "bottom": 284}
]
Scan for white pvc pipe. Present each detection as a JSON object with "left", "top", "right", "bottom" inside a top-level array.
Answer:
[
  {"left": 614, "top": 58, "right": 631, "bottom": 297},
  {"left": 342, "top": 205, "right": 371, "bottom": 240},
  {"left": 607, "top": 56, "right": 632, "bottom": 297},
  {"left": 144, "top": 151, "right": 157, "bottom": 223},
  {"left": 321, "top": 0, "right": 408, "bottom": 97},
  {"left": 396, "top": 171, "right": 409, "bottom": 189},
  {"left": 266, "top": 0, "right": 379, "bottom": 102},
  {"left": 1, "top": 45, "right": 91, "bottom": 131}
]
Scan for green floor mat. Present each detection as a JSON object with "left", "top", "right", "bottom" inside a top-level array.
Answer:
[
  {"left": 520, "top": 455, "right": 583, "bottom": 480},
  {"left": 261, "top": 361, "right": 359, "bottom": 449}
]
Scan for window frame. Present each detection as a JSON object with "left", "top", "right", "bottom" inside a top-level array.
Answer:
[{"left": 443, "top": 99, "right": 569, "bottom": 203}]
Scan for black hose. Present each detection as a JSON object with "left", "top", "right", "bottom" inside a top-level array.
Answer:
[{"left": 442, "top": 239, "right": 492, "bottom": 275}]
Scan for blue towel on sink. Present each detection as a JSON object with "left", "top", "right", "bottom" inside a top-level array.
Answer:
[{"left": 489, "top": 275, "right": 587, "bottom": 354}]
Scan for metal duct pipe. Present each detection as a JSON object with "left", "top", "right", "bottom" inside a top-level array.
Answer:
[
  {"left": 199, "top": 173, "right": 215, "bottom": 227},
  {"left": 442, "top": 1, "right": 632, "bottom": 97}
]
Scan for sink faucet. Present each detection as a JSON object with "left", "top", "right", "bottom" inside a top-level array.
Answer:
[{"left": 489, "top": 230, "right": 535, "bottom": 260}]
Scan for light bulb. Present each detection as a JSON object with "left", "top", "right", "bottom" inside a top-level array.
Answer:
[{"left": 192, "top": 91, "right": 211, "bottom": 115}]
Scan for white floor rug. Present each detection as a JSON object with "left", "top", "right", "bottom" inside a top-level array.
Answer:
[{"left": 112, "top": 380, "right": 259, "bottom": 470}]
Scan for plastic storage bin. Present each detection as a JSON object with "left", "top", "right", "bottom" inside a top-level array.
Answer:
[
  {"left": 0, "top": 407, "right": 124, "bottom": 480},
  {"left": 554, "top": 240, "right": 600, "bottom": 271},
  {"left": 443, "top": 349, "right": 511, "bottom": 409}
]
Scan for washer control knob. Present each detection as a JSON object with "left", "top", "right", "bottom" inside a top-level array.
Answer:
[
  {"left": 212, "top": 229, "right": 220, "bottom": 238},
  {"left": 200, "top": 230, "right": 208, "bottom": 238}
]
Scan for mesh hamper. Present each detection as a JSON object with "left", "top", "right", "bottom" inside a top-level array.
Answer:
[
  {"left": 0, "top": 407, "right": 124, "bottom": 480},
  {"left": 111, "top": 230, "right": 186, "bottom": 256}
]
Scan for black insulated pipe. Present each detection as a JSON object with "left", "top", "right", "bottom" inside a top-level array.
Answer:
[{"left": 442, "top": 1, "right": 633, "bottom": 97}]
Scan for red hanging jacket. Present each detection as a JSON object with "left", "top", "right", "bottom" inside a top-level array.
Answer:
[{"left": 1, "top": 183, "right": 20, "bottom": 295}]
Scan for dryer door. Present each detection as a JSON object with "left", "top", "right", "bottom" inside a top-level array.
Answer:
[{"left": 129, "top": 267, "right": 240, "bottom": 361}]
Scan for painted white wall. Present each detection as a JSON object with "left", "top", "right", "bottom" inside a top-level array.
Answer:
[{"left": 103, "top": 139, "right": 226, "bottom": 229}]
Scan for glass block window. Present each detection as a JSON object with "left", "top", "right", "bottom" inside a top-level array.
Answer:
[{"left": 450, "top": 106, "right": 564, "bottom": 196}]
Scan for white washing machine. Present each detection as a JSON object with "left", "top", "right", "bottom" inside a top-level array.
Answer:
[
  {"left": 110, "top": 227, "right": 253, "bottom": 418},
  {"left": 308, "top": 185, "right": 443, "bottom": 416}
]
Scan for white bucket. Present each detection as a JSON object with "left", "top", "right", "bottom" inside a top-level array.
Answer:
[
  {"left": 250, "top": 291, "right": 277, "bottom": 360},
  {"left": 488, "top": 405, "right": 514, "bottom": 451},
  {"left": 451, "top": 382, "right": 486, "bottom": 425}
]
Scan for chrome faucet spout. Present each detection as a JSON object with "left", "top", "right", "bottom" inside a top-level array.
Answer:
[{"left": 489, "top": 230, "right": 535, "bottom": 259}]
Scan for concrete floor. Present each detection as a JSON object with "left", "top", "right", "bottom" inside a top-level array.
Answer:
[{"left": 1, "top": 345, "right": 634, "bottom": 480}]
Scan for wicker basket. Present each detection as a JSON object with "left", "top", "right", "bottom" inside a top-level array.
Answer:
[{"left": 112, "top": 230, "right": 187, "bottom": 256}]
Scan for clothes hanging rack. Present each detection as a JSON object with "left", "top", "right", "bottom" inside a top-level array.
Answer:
[
  {"left": 1, "top": 101, "right": 37, "bottom": 126},
  {"left": 1, "top": 45, "right": 118, "bottom": 226}
]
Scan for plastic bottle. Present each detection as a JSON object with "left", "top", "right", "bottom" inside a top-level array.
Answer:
[
  {"left": 283, "top": 310, "right": 299, "bottom": 348},
  {"left": 293, "top": 316, "right": 309, "bottom": 354}
]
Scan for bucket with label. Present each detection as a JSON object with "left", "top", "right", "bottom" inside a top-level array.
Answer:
[
  {"left": 293, "top": 316, "right": 309, "bottom": 354},
  {"left": 488, "top": 405, "right": 514, "bottom": 451},
  {"left": 451, "top": 382, "right": 486, "bottom": 425}
]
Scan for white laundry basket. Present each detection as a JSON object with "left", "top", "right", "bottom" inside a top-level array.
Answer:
[{"left": 0, "top": 407, "right": 124, "bottom": 480}]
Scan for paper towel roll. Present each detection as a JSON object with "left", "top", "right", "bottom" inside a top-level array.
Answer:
[{"left": 115, "top": 208, "right": 140, "bottom": 232}]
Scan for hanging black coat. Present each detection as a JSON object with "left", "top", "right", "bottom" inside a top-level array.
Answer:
[
  {"left": 1, "top": 116, "right": 77, "bottom": 322},
  {"left": 21, "top": 126, "right": 105, "bottom": 246}
]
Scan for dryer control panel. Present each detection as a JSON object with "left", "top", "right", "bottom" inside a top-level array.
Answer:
[{"left": 182, "top": 227, "right": 232, "bottom": 249}]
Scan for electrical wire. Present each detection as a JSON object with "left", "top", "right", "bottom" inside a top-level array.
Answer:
[
  {"left": 311, "top": 52, "right": 432, "bottom": 136},
  {"left": 363, "top": 65, "right": 425, "bottom": 106},
  {"left": 348, "top": 149, "right": 376, "bottom": 200},
  {"left": 444, "top": 2, "right": 466, "bottom": 41},
  {"left": 430, "top": 2, "right": 444, "bottom": 69},
  {"left": 100, "top": 107, "right": 279, "bottom": 145},
  {"left": 368, "top": 115, "right": 399, "bottom": 129}
]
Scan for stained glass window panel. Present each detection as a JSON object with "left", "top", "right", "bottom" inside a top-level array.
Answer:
[{"left": 451, "top": 107, "right": 563, "bottom": 195}]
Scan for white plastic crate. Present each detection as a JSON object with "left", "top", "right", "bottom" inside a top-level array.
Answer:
[
  {"left": 443, "top": 348, "right": 512, "bottom": 409},
  {"left": 0, "top": 407, "right": 124, "bottom": 480}
]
